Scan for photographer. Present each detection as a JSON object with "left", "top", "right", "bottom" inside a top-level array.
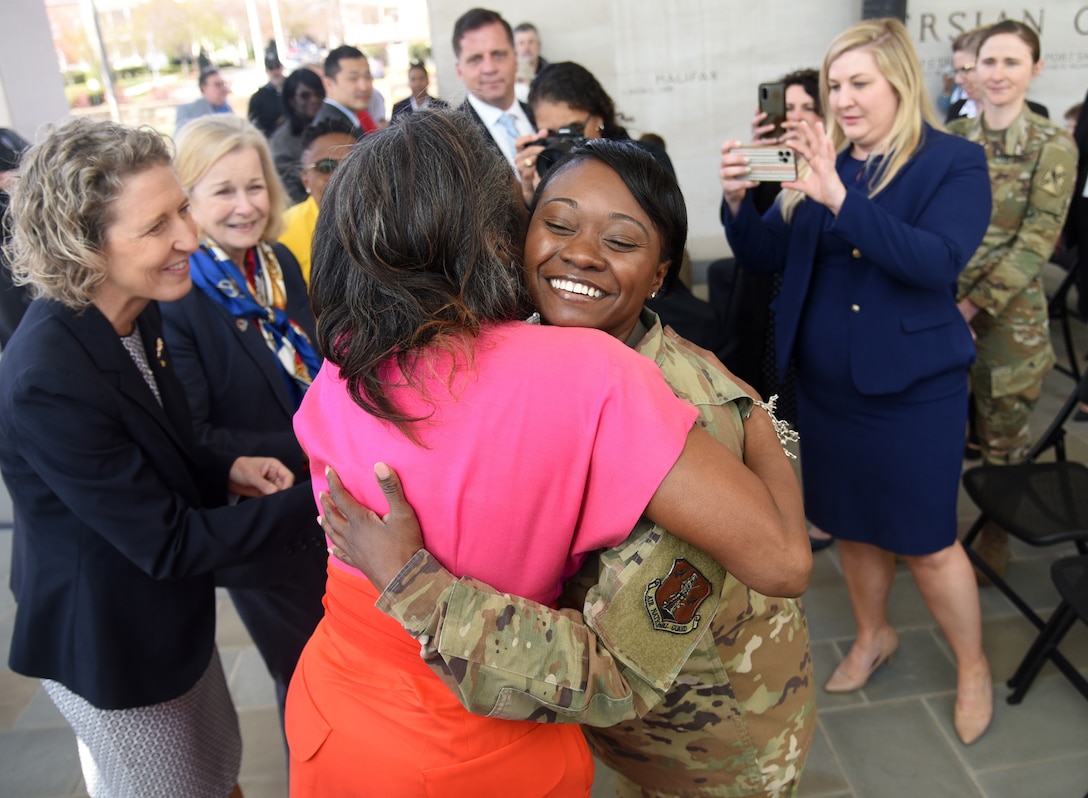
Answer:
[
  {"left": 514, "top": 61, "right": 672, "bottom": 206},
  {"left": 512, "top": 62, "right": 733, "bottom": 351}
]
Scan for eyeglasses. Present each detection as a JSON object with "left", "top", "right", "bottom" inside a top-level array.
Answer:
[
  {"left": 955, "top": 64, "right": 975, "bottom": 75},
  {"left": 305, "top": 158, "right": 340, "bottom": 175},
  {"left": 294, "top": 89, "right": 320, "bottom": 101}
]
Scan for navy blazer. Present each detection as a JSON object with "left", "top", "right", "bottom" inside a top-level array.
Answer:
[
  {"left": 0, "top": 299, "right": 316, "bottom": 709},
  {"left": 160, "top": 244, "right": 320, "bottom": 589},
  {"left": 724, "top": 126, "right": 991, "bottom": 396},
  {"left": 160, "top": 243, "right": 313, "bottom": 477}
]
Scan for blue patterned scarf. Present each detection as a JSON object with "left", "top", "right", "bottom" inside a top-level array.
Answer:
[{"left": 188, "top": 240, "right": 320, "bottom": 407}]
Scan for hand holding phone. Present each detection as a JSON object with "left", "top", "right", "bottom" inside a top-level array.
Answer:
[{"left": 731, "top": 145, "right": 797, "bottom": 182}]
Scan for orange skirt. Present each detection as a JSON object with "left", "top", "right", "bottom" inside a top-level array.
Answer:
[{"left": 286, "top": 566, "right": 593, "bottom": 797}]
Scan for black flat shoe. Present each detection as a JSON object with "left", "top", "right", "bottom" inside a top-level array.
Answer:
[
  {"left": 964, "top": 442, "right": 983, "bottom": 460},
  {"left": 809, "top": 532, "right": 834, "bottom": 552},
  {"left": 1073, "top": 408, "right": 1088, "bottom": 422}
]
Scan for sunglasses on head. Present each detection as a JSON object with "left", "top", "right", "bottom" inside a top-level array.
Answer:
[{"left": 306, "top": 158, "right": 340, "bottom": 175}]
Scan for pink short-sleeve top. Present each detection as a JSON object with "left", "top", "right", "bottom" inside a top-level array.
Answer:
[{"left": 295, "top": 321, "right": 697, "bottom": 605}]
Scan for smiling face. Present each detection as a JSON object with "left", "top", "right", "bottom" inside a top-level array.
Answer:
[
  {"left": 325, "top": 56, "right": 373, "bottom": 112},
  {"left": 976, "top": 33, "right": 1041, "bottom": 112},
  {"left": 827, "top": 47, "right": 900, "bottom": 158},
  {"left": 525, "top": 159, "right": 669, "bottom": 342},
  {"left": 456, "top": 21, "right": 517, "bottom": 109},
  {"left": 95, "top": 165, "right": 198, "bottom": 333},
  {"left": 187, "top": 146, "right": 270, "bottom": 265},
  {"left": 301, "top": 132, "right": 357, "bottom": 207}
]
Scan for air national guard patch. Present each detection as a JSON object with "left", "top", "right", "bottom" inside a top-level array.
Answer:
[{"left": 644, "top": 558, "right": 712, "bottom": 634}]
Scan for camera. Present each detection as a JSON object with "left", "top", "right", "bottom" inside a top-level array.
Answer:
[{"left": 534, "top": 125, "right": 589, "bottom": 177}]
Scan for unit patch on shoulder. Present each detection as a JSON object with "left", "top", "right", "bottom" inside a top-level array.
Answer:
[
  {"left": 1039, "top": 163, "right": 1068, "bottom": 197},
  {"left": 644, "top": 558, "right": 712, "bottom": 634}
]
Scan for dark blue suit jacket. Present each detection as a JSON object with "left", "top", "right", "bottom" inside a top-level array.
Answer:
[
  {"left": 724, "top": 126, "right": 991, "bottom": 396},
  {"left": 0, "top": 299, "right": 315, "bottom": 709},
  {"left": 161, "top": 243, "right": 312, "bottom": 477},
  {"left": 161, "top": 243, "right": 321, "bottom": 589}
]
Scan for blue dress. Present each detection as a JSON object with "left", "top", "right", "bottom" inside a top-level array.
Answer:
[{"left": 792, "top": 156, "right": 968, "bottom": 555}]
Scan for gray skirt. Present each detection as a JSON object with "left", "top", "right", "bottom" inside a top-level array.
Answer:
[{"left": 42, "top": 648, "right": 241, "bottom": 798}]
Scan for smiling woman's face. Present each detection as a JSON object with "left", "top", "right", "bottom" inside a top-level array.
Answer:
[{"left": 524, "top": 158, "right": 669, "bottom": 343}]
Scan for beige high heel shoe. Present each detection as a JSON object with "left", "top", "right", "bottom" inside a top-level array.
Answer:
[
  {"left": 825, "top": 627, "right": 899, "bottom": 693},
  {"left": 954, "top": 665, "right": 993, "bottom": 745}
]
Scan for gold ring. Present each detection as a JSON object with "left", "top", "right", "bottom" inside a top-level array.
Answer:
[{"left": 524, "top": 158, "right": 534, "bottom": 167}]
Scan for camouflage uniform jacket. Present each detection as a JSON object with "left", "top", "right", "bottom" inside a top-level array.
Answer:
[
  {"left": 376, "top": 309, "right": 816, "bottom": 797},
  {"left": 950, "top": 108, "right": 1076, "bottom": 393}
]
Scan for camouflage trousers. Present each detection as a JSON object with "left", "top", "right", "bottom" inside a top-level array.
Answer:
[
  {"left": 970, "top": 379, "right": 1042, "bottom": 465},
  {"left": 968, "top": 320, "right": 1053, "bottom": 465},
  {"left": 613, "top": 768, "right": 800, "bottom": 798}
]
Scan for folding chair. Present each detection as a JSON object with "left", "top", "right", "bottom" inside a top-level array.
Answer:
[
  {"left": 1048, "top": 259, "right": 1082, "bottom": 381},
  {"left": 1006, "top": 554, "right": 1088, "bottom": 704},
  {"left": 961, "top": 367, "right": 1088, "bottom": 631}
]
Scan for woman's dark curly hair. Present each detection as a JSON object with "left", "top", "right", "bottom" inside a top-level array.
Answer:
[
  {"left": 783, "top": 68, "right": 822, "bottom": 117},
  {"left": 529, "top": 61, "right": 626, "bottom": 138},
  {"left": 309, "top": 109, "right": 530, "bottom": 437}
]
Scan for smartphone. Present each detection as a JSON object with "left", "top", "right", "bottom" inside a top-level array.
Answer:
[
  {"left": 733, "top": 145, "right": 797, "bottom": 182},
  {"left": 758, "top": 82, "right": 787, "bottom": 139}
]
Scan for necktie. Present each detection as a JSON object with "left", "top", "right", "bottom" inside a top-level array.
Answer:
[
  {"left": 356, "top": 109, "right": 378, "bottom": 133},
  {"left": 497, "top": 113, "right": 520, "bottom": 160}
]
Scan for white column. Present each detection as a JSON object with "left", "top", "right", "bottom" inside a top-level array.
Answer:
[{"left": 0, "top": 0, "right": 71, "bottom": 138}]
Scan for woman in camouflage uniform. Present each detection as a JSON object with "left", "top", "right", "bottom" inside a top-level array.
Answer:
[
  {"left": 950, "top": 21, "right": 1078, "bottom": 576},
  {"left": 321, "top": 140, "right": 815, "bottom": 798}
]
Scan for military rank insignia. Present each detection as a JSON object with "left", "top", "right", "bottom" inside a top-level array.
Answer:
[{"left": 644, "top": 558, "right": 712, "bottom": 634}]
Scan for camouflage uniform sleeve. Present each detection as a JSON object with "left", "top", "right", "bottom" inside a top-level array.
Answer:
[
  {"left": 963, "top": 135, "right": 1078, "bottom": 317},
  {"left": 376, "top": 549, "right": 664, "bottom": 725}
]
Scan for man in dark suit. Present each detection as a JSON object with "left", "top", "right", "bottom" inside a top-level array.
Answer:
[
  {"left": 248, "top": 53, "right": 286, "bottom": 137},
  {"left": 452, "top": 8, "right": 535, "bottom": 171},
  {"left": 391, "top": 61, "right": 449, "bottom": 120},
  {"left": 311, "top": 44, "right": 378, "bottom": 132}
]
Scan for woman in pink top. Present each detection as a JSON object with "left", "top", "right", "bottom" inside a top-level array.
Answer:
[{"left": 286, "top": 109, "right": 809, "bottom": 797}]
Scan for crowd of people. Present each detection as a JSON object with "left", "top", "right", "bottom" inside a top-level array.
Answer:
[{"left": 0, "top": 6, "right": 1082, "bottom": 798}]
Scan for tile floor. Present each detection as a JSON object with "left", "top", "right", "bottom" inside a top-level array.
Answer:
[{"left": 1, "top": 311, "right": 1087, "bottom": 798}]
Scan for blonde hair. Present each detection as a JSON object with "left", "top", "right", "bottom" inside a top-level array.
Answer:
[
  {"left": 4, "top": 118, "right": 172, "bottom": 309},
  {"left": 173, "top": 114, "right": 287, "bottom": 240},
  {"left": 780, "top": 18, "right": 941, "bottom": 221}
]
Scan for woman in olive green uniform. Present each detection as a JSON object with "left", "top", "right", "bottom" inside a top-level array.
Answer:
[{"left": 950, "top": 20, "right": 1077, "bottom": 576}]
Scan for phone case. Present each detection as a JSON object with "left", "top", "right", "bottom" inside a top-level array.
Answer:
[
  {"left": 733, "top": 146, "right": 797, "bottom": 182},
  {"left": 758, "top": 82, "right": 786, "bottom": 139}
]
